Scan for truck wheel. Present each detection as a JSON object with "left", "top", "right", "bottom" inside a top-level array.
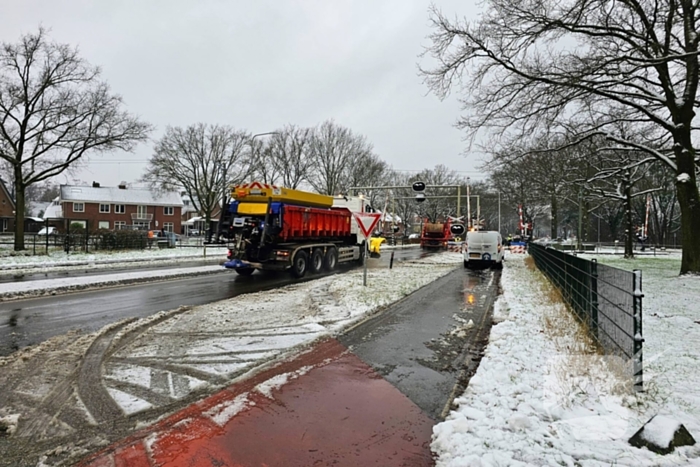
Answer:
[
  {"left": 235, "top": 268, "right": 254, "bottom": 276},
  {"left": 291, "top": 250, "right": 308, "bottom": 278},
  {"left": 324, "top": 247, "right": 338, "bottom": 271},
  {"left": 310, "top": 248, "right": 324, "bottom": 274},
  {"left": 463, "top": 260, "right": 470, "bottom": 269}
]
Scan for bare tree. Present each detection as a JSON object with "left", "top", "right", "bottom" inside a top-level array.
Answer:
[
  {"left": 307, "top": 120, "right": 373, "bottom": 195},
  {"left": 142, "top": 124, "right": 250, "bottom": 239},
  {"left": 267, "top": 125, "right": 313, "bottom": 189},
  {"left": 0, "top": 28, "right": 152, "bottom": 250},
  {"left": 248, "top": 137, "right": 279, "bottom": 186},
  {"left": 423, "top": 0, "right": 700, "bottom": 274}
]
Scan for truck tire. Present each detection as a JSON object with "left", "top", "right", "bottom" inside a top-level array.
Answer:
[
  {"left": 235, "top": 268, "right": 254, "bottom": 276},
  {"left": 310, "top": 248, "right": 324, "bottom": 274},
  {"left": 464, "top": 259, "right": 469, "bottom": 269},
  {"left": 291, "top": 250, "right": 308, "bottom": 278},
  {"left": 324, "top": 247, "right": 338, "bottom": 271}
]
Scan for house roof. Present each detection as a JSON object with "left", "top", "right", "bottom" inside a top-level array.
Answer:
[
  {"left": 60, "top": 185, "right": 183, "bottom": 207},
  {"left": 0, "top": 177, "right": 15, "bottom": 208}
]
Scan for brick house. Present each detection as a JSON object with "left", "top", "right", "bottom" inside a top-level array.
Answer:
[
  {"left": 0, "top": 177, "right": 14, "bottom": 233},
  {"left": 59, "top": 183, "right": 184, "bottom": 232}
]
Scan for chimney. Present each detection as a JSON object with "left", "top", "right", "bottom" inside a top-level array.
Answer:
[
  {"left": 92, "top": 181, "right": 100, "bottom": 188},
  {"left": 118, "top": 181, "right": 127, "bottom": 189}
]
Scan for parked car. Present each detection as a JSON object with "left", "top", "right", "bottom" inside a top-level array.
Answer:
[
  {"left": 188, "top": 229, "right": 201, "bottom": 237},
  {"left": 37, "top": 226, "right": 58, "bottom": 236}
]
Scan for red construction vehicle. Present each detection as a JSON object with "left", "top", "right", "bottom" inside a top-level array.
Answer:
[
  {"left": 420, "top": 218, "right": 452, "bottom": 249},
  {"left": 222, "top": 182, "right": 371, "bottom": 277}
]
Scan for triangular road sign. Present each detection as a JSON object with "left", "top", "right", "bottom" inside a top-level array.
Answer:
[{"left": 352, "top": 212, "right": 382, "bottom": 238}]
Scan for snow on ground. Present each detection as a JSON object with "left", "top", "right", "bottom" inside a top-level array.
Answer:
[
  {"left": 0, "top": 247, "right": 224, "bottom": 276},
  {"left": 432, "top": 252, "right": 700, "bottom": 466},
  {"left": 0, "top": 265, "right": 225, "bottom": 301},
  {"left": 103, "top": 255, "right": 461, "bottom": 414}
]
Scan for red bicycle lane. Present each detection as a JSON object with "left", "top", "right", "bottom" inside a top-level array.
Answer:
[{"left": 76, "top": 338, "right": 435, "bottom": 467}]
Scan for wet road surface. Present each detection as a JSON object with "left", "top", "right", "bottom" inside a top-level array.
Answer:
[
  {"left": 0, "top": 247, "right": 427, "bottom": 356},
  {"left": 339, "top": 266, "right": 499, "bottom": 420}
]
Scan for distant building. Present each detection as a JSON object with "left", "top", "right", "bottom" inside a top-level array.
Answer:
[
  {"left": 0, "top": 177, "right": 14, "bottom": 233},
  {"left": 58, "top": 182, "right": 184, "bottom": 232}
]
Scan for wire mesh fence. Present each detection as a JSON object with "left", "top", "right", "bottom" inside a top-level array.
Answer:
[{"left": 528, "top": 242, "right": 644, "bottom": 391}]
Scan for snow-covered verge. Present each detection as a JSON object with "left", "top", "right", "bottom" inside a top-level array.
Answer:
[
  {"left": 0, "top": 247, "right": 222, "bottom": 273},
  {"left": 432, "top": 253, "right": 700, "bottom": 466},
  {"left": 0, "top": 265, "right": 227, "bottom": 301}
]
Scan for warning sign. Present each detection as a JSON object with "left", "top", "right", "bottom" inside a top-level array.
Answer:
[{"left": 352, "top": 212, "right": 382, "bottom": 238}]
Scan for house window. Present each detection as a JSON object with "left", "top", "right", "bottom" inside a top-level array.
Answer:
[
  {"left": 114, "top": 221, "right": 126, "bottom": 230},
  {"left": 163, "top": 222, "right": 174, "bottom": 233},
  {"left": 99, "top": 204, "right": 110, "bottom": 213},
  {"left": 164, "top": 206, "right": 174, "bottom": 216},
  {"left": 137, "top": 205, "right": 147, "bottom": 217},
  {"left": 115, "top": 205, "right": 125, "bottom": 214},
  {"left": 98, "top": 221, "right": 109, "bottom": 229},
  {"left": 73, "top": 202, "right": 84, "bottom": 213},
  {"left": 132, "top": 221, "right": 150, "bottom": 230}
]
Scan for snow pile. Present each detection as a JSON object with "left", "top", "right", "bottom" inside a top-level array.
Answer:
[{"left": 432, "top": 254, "right": 700, "bottom": 466}]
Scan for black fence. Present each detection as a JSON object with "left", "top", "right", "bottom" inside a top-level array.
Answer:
[
  {"left": 0, "top": 218, "right": 208, "bottom": 255},
  {"left": 528, "top": 242, "right": 644, "bottom": 391}
]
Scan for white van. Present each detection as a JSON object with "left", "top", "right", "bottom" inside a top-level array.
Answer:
[{"left": 463, "top": 230, "right": 504, "bottom": 269}]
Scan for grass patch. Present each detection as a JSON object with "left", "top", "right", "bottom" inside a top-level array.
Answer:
[{"left": 525, "top": 258, "right": 635, "bottom": 397}]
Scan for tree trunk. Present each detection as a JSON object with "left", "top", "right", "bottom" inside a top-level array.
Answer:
[
  {"left": 550, "top": 194, "right": 558, "bottom": 238},
  {"left": 13, "top": 176, "right": 25, "bottom": 251},
  {"left": 674, "top": 140, "right": 700, "bottom": 274},
  {"left": 624, "top": 183, "right": 634, "bottom": 259}
]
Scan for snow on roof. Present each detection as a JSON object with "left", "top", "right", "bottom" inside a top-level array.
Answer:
[{"left": 60, "top": 185, "right": 183, "bottom": 207}]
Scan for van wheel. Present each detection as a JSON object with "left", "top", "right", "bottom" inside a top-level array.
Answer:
[
  {"left": 324, "top": 247, "right": 338, "bottom": 271},
  {"left": 235, "top": 268, "right": 254, "bottom": 276},
  {"left": 310, "top": 248, "right": 324, "bottom": 274},
  {"left": 464, "top": 260, "right": 469, "bottom": 269},
  {"left": 291, "top": 250, "right": 308, "bottom": 278}
]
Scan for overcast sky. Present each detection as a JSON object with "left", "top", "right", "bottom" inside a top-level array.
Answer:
[{"left": 1, "top": 0, "right": 486, "bottom": 188}]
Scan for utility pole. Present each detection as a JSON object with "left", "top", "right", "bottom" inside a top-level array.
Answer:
[
  {"left": 577, "top": 188, "right": 583, "bottom": 251},
  {"left": 466, "top": 177, "right": 471, "bottom": 230},
  {"left": 498, "top": 191, "right": 501, "bottom": 234},
  {"left": 457, "top": 185, "right": 461, "bottom": 219}
]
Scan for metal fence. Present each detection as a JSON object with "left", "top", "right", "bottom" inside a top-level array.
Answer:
[{"left": 528, "top": 242, "right": 644, "bottom": 391}]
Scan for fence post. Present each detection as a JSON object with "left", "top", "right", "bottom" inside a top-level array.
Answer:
[
  {"left": 632, "top": 269, "right": 644, "bottom": 392},
  {"left": 590, "top": 259, "right": 598, "bottom": 337},
  {"left": 85, "top": 220, "right": 89, "bottom": 253},
  {"left": 45, "top": 218, "right": 49, "bottom": 255}
]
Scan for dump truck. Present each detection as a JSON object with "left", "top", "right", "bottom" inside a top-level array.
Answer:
[
  {"left": 221, "top": 182, "right": 372, "bottom": 277},
  {"left": 420, "top": 219, "right": 452, "bottom": 249}
]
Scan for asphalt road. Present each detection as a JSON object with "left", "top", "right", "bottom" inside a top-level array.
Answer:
[{"left": 0, "top": 247, "right": 428, "bottom": 357}]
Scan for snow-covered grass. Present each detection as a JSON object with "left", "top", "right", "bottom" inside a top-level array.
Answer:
[
  {"left": 0, "top": 246, "right": 218, "bottom": 270},
  {"left": 0, "top": 246, "right": 228, "bottom": 279},
  {"left": 432, "top": 253, "right": 700, "bottom": 466}
]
